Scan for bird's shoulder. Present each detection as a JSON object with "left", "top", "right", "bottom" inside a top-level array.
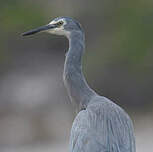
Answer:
[
  {"left": 72, "top": 95, "right": 133, "bottom": 132},
  {"left": 87, "top": 95, "right": 130, "bottom": 120},
  {"left": 70, "top": 96, "right": 135, "bottom": 152}
]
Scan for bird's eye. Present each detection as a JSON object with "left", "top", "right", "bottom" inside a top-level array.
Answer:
[{"left": 56, "top": 21, "right": 63, "bottom": 26}]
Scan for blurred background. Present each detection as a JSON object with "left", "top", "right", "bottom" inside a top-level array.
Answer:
[{"left": 0, "top": 0, "right": 153, "bottom": 151}]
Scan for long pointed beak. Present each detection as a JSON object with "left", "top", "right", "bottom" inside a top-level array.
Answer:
[{"left": 22, "top": 24, "right": 56, "bottom": 36}]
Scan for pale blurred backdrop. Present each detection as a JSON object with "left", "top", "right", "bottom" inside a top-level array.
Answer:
[{"left": 0, "top": 0, "right": 153, "bottom": 152}]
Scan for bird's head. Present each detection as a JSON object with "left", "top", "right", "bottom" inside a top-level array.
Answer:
[{"left": 22, "top": 17, "right": 82, "bottom": 37}]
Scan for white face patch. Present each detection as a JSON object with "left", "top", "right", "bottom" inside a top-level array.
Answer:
[{"left": 47, "top": 18, "right": 70, "bottom": 37}]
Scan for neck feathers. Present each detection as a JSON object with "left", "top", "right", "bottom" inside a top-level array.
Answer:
[{"left": 63, "top": 31, "right": 96, "bottom": 111}]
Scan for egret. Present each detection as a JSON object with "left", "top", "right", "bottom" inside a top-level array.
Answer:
[{"left": 22, "top": 17, "right": 136, "bottom": 152}]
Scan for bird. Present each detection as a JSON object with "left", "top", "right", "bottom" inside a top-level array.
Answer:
[{"left": 22, "top": 17, "right": 136, "bottom": 152}]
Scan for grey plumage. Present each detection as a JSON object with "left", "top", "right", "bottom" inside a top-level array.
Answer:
[
  {"left": 22, "top": 16, "right": 136, "bottom": 152},
  {"left": 70, "top": 96, "right": 135, "bottom": 152}
]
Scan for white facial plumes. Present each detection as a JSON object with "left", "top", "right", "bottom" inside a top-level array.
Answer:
[{"left": 47, "top": 19, "right": 70, "bottom": 37}]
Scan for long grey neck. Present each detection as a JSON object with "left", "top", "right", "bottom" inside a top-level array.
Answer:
[{"left": 63, "top": 31, "right": 96, "bottom": 110}]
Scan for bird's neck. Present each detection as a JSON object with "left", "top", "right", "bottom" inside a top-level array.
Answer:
[{"left": 63, "top": 31, "right": 96, "bottom": 111}]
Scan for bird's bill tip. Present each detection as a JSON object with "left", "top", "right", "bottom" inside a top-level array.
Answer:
[
  {"left": 21, "top": 24, "right": 56, "bottom": 36},
  {"left": 21, "top": 26, "right": 46, "bottom": 36},
  {"left": 22, "top": 30, "right": 35, "bottom": 36}
]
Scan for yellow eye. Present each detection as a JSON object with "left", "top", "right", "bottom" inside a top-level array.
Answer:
[{"left": 57, "top": 21, "right": 63, "bottom": 26}]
